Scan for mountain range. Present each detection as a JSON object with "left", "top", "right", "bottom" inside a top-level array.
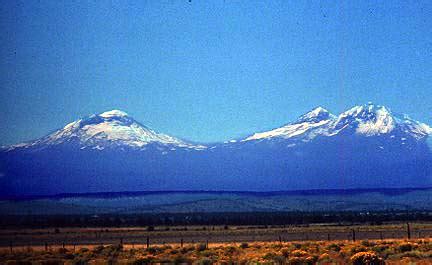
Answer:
[{"left": 1, "top": 103, "right": 431, "bottom": 196}]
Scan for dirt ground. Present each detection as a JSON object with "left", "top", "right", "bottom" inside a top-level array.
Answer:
[{"left": 1, "top": 223, "right": 431, "bottom": 249}]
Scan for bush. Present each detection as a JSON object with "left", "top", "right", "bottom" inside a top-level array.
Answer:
[
  {"left": 239, "top": 242, "right": 249, "bottom": 249},
  {"left": 179, "top": 246, "right": 194, "bottom": 254},
  {"left": 146, "top": 247, "right": 161, "bottom": 255},
  {"left": 78, "top": 248, "right": 89, "bottom": 253},
  {"left": 196, "top": 257, "right": 213, "bottom": 265},
  {"left": 196, "top": 243, "right": 207, "bottom": 252},
  {"left": 389, "top": 250, "right": 432, "bottom": 260},
  {"left": 350, "top": 251, "right": 384, "bottom": 265},
  {"left": 350, "top": 245, "right": 368, "bottom": 255},
  {"left": 6, "top": 261, "right": 32, "bottom": 265},
  {"left": 287, "top": 256, "right": 314, "bottom": 265},
  {"left": 361, "top": 240, "right": 376, "bottom": 247},
  {"left": 72, "top": 257, "right": 89, "bottom": 265},
  {"left": 271, "top": 255, "right": 286, "bottom": 264},
  {"left": 290, "top": 250, "right": 308, "bottom": 257},
  {"left": 39, "top": 259, "right": 63, "bottom": 265},
  {"left": 172, "top": 254, "right": 191, "bottom": 263},
  {"left": 371, "top": 245, "right": 389, "bottom": 254},
  {"left": 223, "top": 246, "right": 237, "bottom": 255},
  {"left": 281, "top": 247, "right": 291, "bottom": 257},
  {"left": 397, "top": 243, "right": 413, "bottom": 253},
  {"left": 129, "top": 256, "right": 156, "bottom": 264},
  {"left": 327, "top": 243, "right": 341, "bottom": 252},
  {"left": 318, "top": 253, "right": 331, "bottom": 261},
  {"left": 93, "top": 245, "right": 104, "bottom": 253},
  {"left": 262, "top": 252, "right": 278, "bottom": 260},
  {"left": 57, "top": 247, "right": 68, "bottom": 254}
]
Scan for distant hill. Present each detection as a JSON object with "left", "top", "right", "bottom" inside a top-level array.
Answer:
[{"left": 1, "top": 188, "right": 431, "bottom": 215}]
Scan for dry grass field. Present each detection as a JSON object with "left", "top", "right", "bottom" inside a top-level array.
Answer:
[
  {"left": 1, "top": 239, "right": 432, "bottom": 264},
  {"left": 1, "top": 224, "right": 432, "bottom": 264},
  {"left": 1, "top": 223, "right": 432, "bottom": 248}
]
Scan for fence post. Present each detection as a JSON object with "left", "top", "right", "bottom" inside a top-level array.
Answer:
[
  {"left": 181, "top": 238, "right": 183, "bottom": 248},
  {"left": 380, "top": 231, "right": 383, "bottom": 240},
  {"left": 327, "top": 233, "right": 330, "bottom": 241},
  {"left": 9, "top": 241, "right": 13, "bottom": 253},
  {"left": 45, "top": 242, "right": 48, "bottom": 251},
  {"left": 146, "top": 236, "right": 150, "bottom": 249},
  {"left": 279, "top": 235, "right": 282, "bottom": 244},
  {"left": 407, "top": 223, "right": 411, "bottom": 240},
  {"left": 351, "top": 229, "right": 356, "bottom": 242}
]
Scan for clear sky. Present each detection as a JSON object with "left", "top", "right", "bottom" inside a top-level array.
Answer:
[{"left": 1, "top": 0, "right": 431, "bottom": 145}]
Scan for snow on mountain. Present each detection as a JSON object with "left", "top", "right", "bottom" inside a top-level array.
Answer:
[
  {"left": 1, "top": 104, "right": 432, "bottom": 196},
  {"left": 243, "top": 107, "right": 334, "bottom": 141},
  {"left": 243, "top": 103, "right": 431, "bottom": 142},
  {"left": 331, "top": 104, "right": 396, "bottom": 136},
  {"left": 332, "top": 103, "right": 432, "bottom": 139},
  {"left": 4, "top": 104, "right": 431, "bottom": 152},
  {"left": 6, "top": 110, "right": 205, "bottom": 151},
  {"left": 98, "top": 109, "right": 129, "bottom": 118}
]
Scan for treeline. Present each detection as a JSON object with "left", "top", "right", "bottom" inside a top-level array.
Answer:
[{"left": 1, "top": 211, "right": 431, "bottom": 228}]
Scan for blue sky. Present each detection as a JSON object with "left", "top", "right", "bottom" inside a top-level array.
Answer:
[{"left": 1, "top": 0, "right": 431, "bottom": 145}]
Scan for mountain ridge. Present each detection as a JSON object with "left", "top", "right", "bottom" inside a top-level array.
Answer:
[
  {"left": 4, "top": 103, "right": 431, "bottom": 150},
  {"left": 1, "top": 103, "right": 431, "bottom": 196}
]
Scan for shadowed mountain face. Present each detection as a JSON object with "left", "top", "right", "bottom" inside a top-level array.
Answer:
[{"left": 1, "top": 104, "right": 431, "bottom": 196}]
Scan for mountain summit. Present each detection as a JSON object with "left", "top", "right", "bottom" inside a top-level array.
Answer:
[
  {"left": 297, "top": 107, "right": 334, "bottom": 123},
  {"left": 242, "top": 103, "right": 431, "bottom": 143},
  {"left": 243, "top": 107, "right": 333, "bottom": 142},
  {"left": 6, "top": 110, "right": 204, "bottom": 151}
]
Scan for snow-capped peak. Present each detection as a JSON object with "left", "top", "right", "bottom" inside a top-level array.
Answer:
[
  {"left": 99, "top": 109, "right": 128, "bottom": 118},
  {"left": 6, "top": 110, "right": 205, "bottom": 151},
  {"left": 297, "top": 106, "right": 334, "bottom": 123},
  {"left": 333, "top": 103, "right": 395, "bottom": 136},
  {"left": 243, "top": 107, "right": 334, "bottom": 141},
  {"left": 242, "top": 103, "right": 431, "bottom": 142},
  {"left": 307, "top": 106, "right": 329, "bottom": 116}
]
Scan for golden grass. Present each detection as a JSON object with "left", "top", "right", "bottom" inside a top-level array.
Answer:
[{"left": 1, "top": 238, "right": 432, "bottom": 264}]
